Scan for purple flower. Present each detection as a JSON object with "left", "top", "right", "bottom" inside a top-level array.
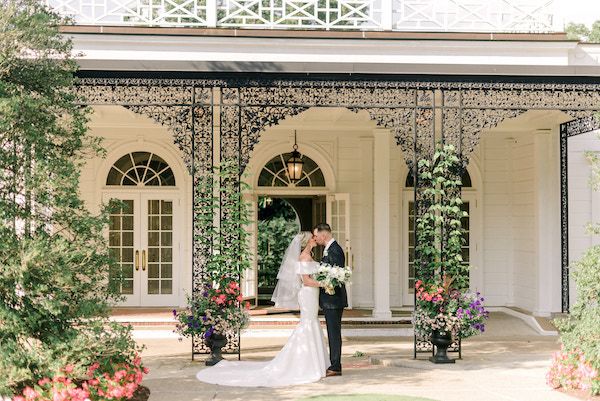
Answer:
[
  {"left": 172, "top": 309, "right": 177, "bottom": 316},
  {"left": 205, "top": 326, "right": 214, "bottom": 338}
]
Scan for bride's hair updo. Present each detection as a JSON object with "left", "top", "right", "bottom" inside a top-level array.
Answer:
[{"left": 299, "top": 231, "right": 313, "bottom": 249}]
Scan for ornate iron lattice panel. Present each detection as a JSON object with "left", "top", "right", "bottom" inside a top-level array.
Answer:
[{"left": 76, "top": 76, "right": 600, "bottom": 356}]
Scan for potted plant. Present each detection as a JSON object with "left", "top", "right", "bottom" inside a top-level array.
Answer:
[
  {"left": 412, "top": 144, "right": 489, "bottom": 363},
  {"left": 175, "top": 282, "right": 250, "bottom": 365},
  {"left": 174, "top": 161, "right": 252, "bottom": 365},
  {"left": 414, "top": 278, "right": 488, "bottom": 363}
]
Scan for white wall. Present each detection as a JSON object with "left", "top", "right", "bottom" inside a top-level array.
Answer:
[
  {"left": 246, "top": 107, "right": 383, "bottom": 309},
  {"left": 567, "top": 130, "right": 600, "bottom": 307},
  {"left": 477, "top": 135, "right": 509, "bottom": 306},
  {"left": 80, "top": 105, "right": 193, "bottom": 307},
  {"left": 480, "top": 112, "right": 571, "bottom": 314},
  {"left": 511, "top": 133, "right": 537, "bottom": 311},
  {"left": 80, "top": 105, "right": 595, "bottom": 313}
]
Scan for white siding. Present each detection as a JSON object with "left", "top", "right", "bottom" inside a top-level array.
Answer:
[
  {"left": 80, "top": 105, "right": 192, "bottom": 307},
  {"left": 482, "top": 136, "right": 512, "bottom": 306},
  {"left": 511, "top": 135, "right": 537, "bottom": 311},
  {"left": 567, "top": 130, "right": 600, "bottom": 306}
]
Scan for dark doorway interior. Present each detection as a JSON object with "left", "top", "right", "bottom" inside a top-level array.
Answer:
[{"left": 257, "top": 195, "right": 326, "bottom": 305}]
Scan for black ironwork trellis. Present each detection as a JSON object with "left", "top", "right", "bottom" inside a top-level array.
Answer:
[
  {"left": 74, "top": 73, "right": 600, "bottom": 360},
  {"left": 559, "top": 113, "right": 600, "bottom": 313}
]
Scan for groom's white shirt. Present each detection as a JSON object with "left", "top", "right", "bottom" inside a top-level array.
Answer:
[{"left": 323, "top": 238, "right": 335, "bottom": 256}]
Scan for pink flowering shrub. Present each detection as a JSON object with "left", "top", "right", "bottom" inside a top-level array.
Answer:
[
  {"left": 547, "top": 346, "right": 599, "bottom": 394},
  {"left": 11, "top": 356, "right": 149, "bottom": 401},
  {"left": 549, "top": 243, "right": 600, "bottom": 396}
]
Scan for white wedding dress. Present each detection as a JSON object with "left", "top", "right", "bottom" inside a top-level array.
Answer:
[{"left": 196, "top": 261, "right": 329, "bottom": 387}]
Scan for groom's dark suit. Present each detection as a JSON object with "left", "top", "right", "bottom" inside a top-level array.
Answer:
[{"left": 319, "top": 240, "right": 347, "bottom": 373}]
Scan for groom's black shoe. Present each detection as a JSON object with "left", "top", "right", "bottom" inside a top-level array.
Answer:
[{"left": 326, "top": 369, "right": 342, "bottom": 377}]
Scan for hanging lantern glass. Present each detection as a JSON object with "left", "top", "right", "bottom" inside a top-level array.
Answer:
[{"left": 286, "top": 131, "right": 304, "bottom": 183}]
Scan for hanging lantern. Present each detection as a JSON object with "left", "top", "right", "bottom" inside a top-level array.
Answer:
[{"left": 286, "top": 130, "right": 304, "bottom": 183}]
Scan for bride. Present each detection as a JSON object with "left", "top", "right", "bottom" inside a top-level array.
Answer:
[{"left": 196, "top": 231, "right": 328, "bottom": 387}]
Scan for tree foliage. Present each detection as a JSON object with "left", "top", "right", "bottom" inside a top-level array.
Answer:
[
  {"left": 0, "top": 0, "right": 139, "bottom": 395},
  {"left": 565, "top": 20, "right": 600, "bottom": 43},
  {"left": 257, "top": 198, "right": 299, "bottom": 288}
]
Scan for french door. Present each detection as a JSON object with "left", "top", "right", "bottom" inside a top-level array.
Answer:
[
  {"left": 403, "top": 192, "right": 477, "bottom": 305},
  {"left": 105, "top": 192, "right": 180, "bottom": 307},
  {"left": 326, "top": 193, "right": 353, "bottom": 309}
]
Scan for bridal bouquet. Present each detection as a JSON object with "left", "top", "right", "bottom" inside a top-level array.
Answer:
[{"left": 314, "top": 263, "right": 352, "bottom": 295}]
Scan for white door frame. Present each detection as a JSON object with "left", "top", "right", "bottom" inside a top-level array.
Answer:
[
  {"left": 103, "top": 188, "right": 182, "bottom": 307},
  {"left": 401, "top": 189, "right": 482, "bottom": 305}
]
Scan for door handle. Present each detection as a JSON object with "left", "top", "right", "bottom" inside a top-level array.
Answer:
[
  {"left": 135, "top": 250, "right": 140, "bottom": 271},
  {"left": 142, "top": 250, "right": 146, "bottom": 271}
]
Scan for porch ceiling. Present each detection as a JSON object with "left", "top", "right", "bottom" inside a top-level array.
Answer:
[{"left": 65, "top": 31, "right": 600, "bottom": 77}]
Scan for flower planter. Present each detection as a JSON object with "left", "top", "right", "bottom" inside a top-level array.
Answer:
[
  {"left": 429, "top": 330, "right": 455, "bottom": 364},
  {"left": 131, "top": 385, "right": 151, "bottom": 401},
  {"left": 204, "top": 333, "right": 228, "bottom": 366}
]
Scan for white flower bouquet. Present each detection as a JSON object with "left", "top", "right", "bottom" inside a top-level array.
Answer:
[{"left": 314, "top": 263, "right": 352, "bottom": 295}]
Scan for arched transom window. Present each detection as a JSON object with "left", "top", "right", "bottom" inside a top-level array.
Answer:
[
  {"left": 106, "top": 152, "right": 176, "bottom": 186},
  {"left": 405, "top": 169, "right": 472, "bottom": 188},
  {"left": 258, "top": 152, "right": 325, "bottom": 187}
]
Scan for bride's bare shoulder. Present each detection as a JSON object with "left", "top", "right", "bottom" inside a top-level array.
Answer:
[{"left": 299, "top": 253, "right": 313, "bottom": 262}]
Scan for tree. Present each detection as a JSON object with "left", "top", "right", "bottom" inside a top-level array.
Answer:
[
  {"left": 0, "top": 0, "right": 141, "bottom": 395},
  {"left": 565, "top": 20, "right": 600, "bottom": 43}
]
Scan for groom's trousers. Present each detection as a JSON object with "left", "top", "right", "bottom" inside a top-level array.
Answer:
[{"left": 323, "top": 308, "right": 344, "bottom": 372}]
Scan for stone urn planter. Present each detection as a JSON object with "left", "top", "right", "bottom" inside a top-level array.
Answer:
[
  {"left": 204, "top": 333, "right": 228, "bottom": 366},
  {"left": 429, "top": 330, "right": 455, "bottom": 364},
  {"left": 131, "top": 385, "right": 151, "bottom": 401}
]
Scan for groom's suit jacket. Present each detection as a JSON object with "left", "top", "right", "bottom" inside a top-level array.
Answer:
[{"left": 318, "top": 240, "right": 348, "bottom": 310}]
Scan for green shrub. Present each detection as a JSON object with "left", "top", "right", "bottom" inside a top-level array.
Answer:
[
  {"left": 0, "top": 0, "right": 143, "bottom": 396},
  {"left": 552, "top": 244, "right": 600, "bottom": 395}
]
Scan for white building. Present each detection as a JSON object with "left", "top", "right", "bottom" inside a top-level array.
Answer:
[{"left": 48, "top": 0, "right": 600, "bottom": 320}]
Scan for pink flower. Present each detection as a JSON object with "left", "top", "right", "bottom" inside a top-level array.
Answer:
[
  {"left": 114, "top": 369, "right": 127, "bottom": 380},
  {"left": 133, "top": 356, "right": 141, "bottom": 367},
  {"left": 23, "top": 387, "right": 39, "bottom": 399},
  {"left": 38, "top": 377, "right": 51, "bottom": 386},
  {"left": 63, "top": 364, "right": 75, "bottom": 374}
]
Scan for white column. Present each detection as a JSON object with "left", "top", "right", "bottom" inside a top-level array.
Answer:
[
  {"left": 359, "top": 136, "right": 374, "bottom": 308},
  {"left": 381, "top": 0, "right": 393, "bottom": 30},
  {"left": 534, "top": 128, "right": 561, "bottom": 316},
  {"left": 206, "top": 0, "right": 217, "bottom": 27},
  {"left": 506, "top": 137, "right": 516, "bottom": 307},
  {"left": 372, "top": 129, "right": 392, "bottom": 319}
]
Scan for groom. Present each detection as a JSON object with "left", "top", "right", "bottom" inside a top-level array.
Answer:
[{"left": 313, "top": 223, "right": 347, "bottom": 377}]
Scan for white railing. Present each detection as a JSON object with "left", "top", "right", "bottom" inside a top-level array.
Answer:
[{"left": 45, "top": 0, "right": 559, "bottom": 32}]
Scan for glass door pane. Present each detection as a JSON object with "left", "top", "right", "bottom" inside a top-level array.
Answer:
[
  {"left": 108, "top": 199, "right": 136, "bottom": 296},
  {"left": 146, "top": 199, "right": 174, "bottom": 295}
]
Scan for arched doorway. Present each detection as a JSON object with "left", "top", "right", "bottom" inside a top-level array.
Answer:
[
  {"left": 103, "top": 151, "right": 182, "bottom": 307},
  {"left": 254, "top": 152, "right": 328, "bottom": 305}
]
